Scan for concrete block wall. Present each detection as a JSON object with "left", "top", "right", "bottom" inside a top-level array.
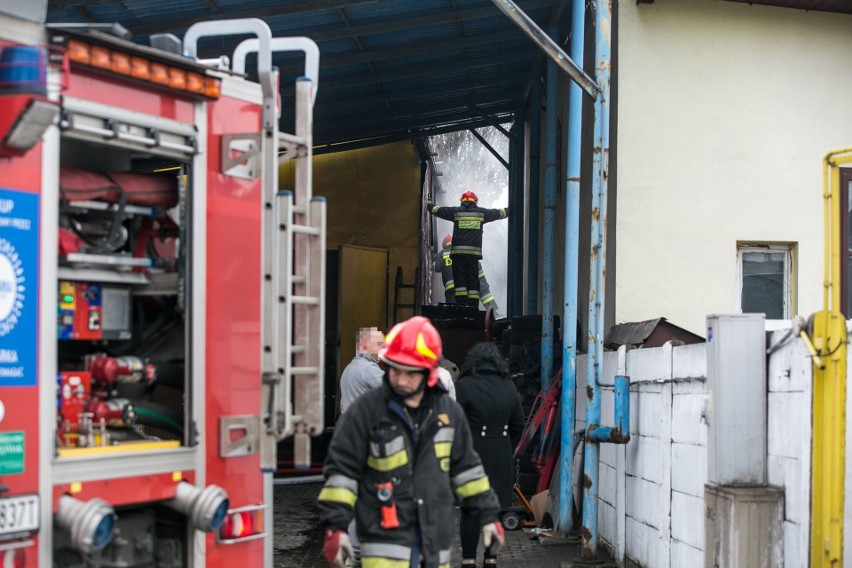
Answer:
[
  {"left": 766, "top": 329, "right": 812, "bottom": 568},
  {"left": 576, "top": 329, "right": 812, "bottom": 567}
]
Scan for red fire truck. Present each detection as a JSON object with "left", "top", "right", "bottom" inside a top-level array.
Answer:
[{"left": 0, "top": 2, "right": 325, "bottom": 565}]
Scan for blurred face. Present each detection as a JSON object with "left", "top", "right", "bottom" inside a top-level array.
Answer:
[
  {"left": 359, "top": 329, "right": 385, "bottom": 361},
  {"left": 388, "top": 367, "right": 426, "bottom": 407}
]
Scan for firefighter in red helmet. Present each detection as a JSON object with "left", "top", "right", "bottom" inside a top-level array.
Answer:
[
  {"left": 426, "top": 190, "right": 508, "bottom": 307},
  {"left": 319, "top": 316, "right": 504, "bottom": 568}
]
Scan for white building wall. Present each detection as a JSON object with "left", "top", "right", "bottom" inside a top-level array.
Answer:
[
  {"left": 584, "top": 333, "right": 811, "bottom": 567},
  {"left": 615, "top": 0, "right": 852, "bottom": 335}
]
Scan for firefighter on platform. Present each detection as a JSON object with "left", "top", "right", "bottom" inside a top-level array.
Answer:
[
  {"left": 426, "top": 190, "right": 508, "bottom": 307},
  {"left": 433, "top": 234, "right": 501, "bottom": 315},
  {"left": 318, "top": 316, "right": 505, "bottom": 568}
]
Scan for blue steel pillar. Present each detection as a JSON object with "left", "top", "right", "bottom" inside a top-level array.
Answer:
[
  {"left": 581, "top": 0, "right": 612, "bottom": 559},
  {"left": 527, "top": 74, "right": 542, "bottom": 315},
  {"left": 541, "top": 24, "right": 558, "bottom": 389},
  {"left": 558, "top": 0, "right": 586, "bottom": 535},
  {"left": 507, "top": 107, "right": 526, "bottom": 317}
]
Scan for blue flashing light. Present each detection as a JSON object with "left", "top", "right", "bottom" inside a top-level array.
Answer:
[{"left": 0, "top": 46, "right": 47, "bottom": 96}]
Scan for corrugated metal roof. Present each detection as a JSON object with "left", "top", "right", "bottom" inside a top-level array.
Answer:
[
  {"left": 46, "top": 0, "right": 568, "bottom": 152},
  {"left": 47, "top": 0, "right": 846, "bottom": 152}
]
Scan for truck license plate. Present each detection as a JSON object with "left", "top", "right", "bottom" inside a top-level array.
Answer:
[{"left": 0, "top": 494, "right": 39, "bottom": 540}]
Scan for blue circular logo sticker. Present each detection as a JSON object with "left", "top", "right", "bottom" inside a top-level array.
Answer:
[{"left": 0, "top": 238, "right": 24, "bottom": 338}]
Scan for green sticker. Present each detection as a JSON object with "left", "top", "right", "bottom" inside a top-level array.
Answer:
[{"left": 0, "top": 432, "right": 24, "bottom": 474}]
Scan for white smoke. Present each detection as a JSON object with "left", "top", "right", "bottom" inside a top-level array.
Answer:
[{"left": 430, "top": 127, "right": 510, "bottom": 313}]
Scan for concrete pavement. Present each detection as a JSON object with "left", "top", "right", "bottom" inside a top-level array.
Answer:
[{"left": 272, "top": 479, "right": 614, "bottom": 568}]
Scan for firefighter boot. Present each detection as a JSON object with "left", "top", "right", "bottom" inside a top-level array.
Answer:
[
  {"left": 484, "top": 557, "right": 497, "bottom": 568},
  {"left": 461, "top": 559, "right": 476, "bottom": 568}
]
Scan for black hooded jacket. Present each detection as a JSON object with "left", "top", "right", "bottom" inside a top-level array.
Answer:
[{"left": 455, "top": 349, "right": 525, "bottom": 507}]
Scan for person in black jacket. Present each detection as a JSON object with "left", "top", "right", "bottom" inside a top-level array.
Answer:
[
  {"left": 455, "top": 342, "right": 525, "bottom": 568},
  {"left": 318, "top": 317, "right": 505, "bottom": 568},
  {"left": 426, "top": 190, "right": 508, "bottom": 307}
]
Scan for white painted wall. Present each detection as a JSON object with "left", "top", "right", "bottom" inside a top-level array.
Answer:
[
  {"left": 615, "top": 0, "right": 852, "bottom": 335},
  {"left": 576, "top": 330, "right": 812, "bottom": 567}
]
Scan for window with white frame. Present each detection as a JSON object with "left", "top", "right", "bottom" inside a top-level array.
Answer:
[{"left": 737, "top": 244, "right": 793, "bottom": 320}]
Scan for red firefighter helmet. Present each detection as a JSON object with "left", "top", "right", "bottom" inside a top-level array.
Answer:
[
  {"left": 380, "top": 316, "right": 443, "bottom": 387},
  {"left": 442, "top": 234, "right": 453, "bottom": 248},
  {"left": 460, "top": 189, "right": 478, "bottom": 204}
]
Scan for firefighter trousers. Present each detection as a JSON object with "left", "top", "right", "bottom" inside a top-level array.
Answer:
[{"left": 451, "top": 254, "right": 480, "bottom": 306}]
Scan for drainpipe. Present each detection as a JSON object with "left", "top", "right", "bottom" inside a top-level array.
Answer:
[
  {"left": 588, "top": 345, "right": 630, "bottom": 443},
  {"left": 541, "top": 24, "right": 558, "bottom": 390},
  {"left": 558, "top": 0, "right": 585, "bottom": 534},
  {"left": 527, "top": 74, "right": 542, "bottom": 315},
  {"left": 581, "top": 0, "right": 613, "bottom": 559}
]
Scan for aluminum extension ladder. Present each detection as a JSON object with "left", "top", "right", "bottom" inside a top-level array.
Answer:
[
  {"left": 257, "top": 40, "right": 325, "bottom": 472},
  {"left": 227, "top": 25, "right": 326, "bottom": 471}
]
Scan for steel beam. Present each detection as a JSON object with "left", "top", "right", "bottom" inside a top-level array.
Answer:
[{"left": 490, "top": 0, "right": 598, "bottom": 98}]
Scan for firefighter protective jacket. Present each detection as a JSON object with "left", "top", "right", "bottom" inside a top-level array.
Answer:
[
  {"left": 318, "top": 381, "right": 500, "bottom": 568},
  {"left": 432, "top": 248, "right": 455, "bottom": 300},
  {"left": 426, "top": 201, "right": 508, "bottom": 258}
]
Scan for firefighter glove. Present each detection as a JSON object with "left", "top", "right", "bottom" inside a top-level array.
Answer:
[
  {"left": 481, "top": 521, "right": 505, "bottom": 554},
  {"left": 323, "top": 528, "right": 353, "bottom": 568}
]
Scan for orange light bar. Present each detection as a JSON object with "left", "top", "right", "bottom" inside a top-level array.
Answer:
[
  {"left": 150, "top": 63, "right": 168, "bottom": 85},
  {"left": 67, "top": 39, "right": 90, "bottom": 64},
  {"left": 186, "top": 72, "right": 204, "bottom": 94},
  {"left": 90, "top": 46, "right": 110, "bottom": 70},
  {"left": 203, "top": 77, "right": 221, "bottom": 98},
  {"left": 167, "top": 67, "right": 186, "bottom": 90},
  {"left": 130, "top": 57, "right": 150, "bottom": 80},
  {"left": 110, "top": 52, "right": 130, "bottom": 75},
  {"left": 63, "top": 38, "right": 220, "bottom": 99}
]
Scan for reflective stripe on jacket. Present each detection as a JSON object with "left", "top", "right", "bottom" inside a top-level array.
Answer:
[
  {"left": 427, "top": 202, "right": 508, "bottom": 258},
  {"left": 432, "top": 250, "right": 454, "bottom": 293}
]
